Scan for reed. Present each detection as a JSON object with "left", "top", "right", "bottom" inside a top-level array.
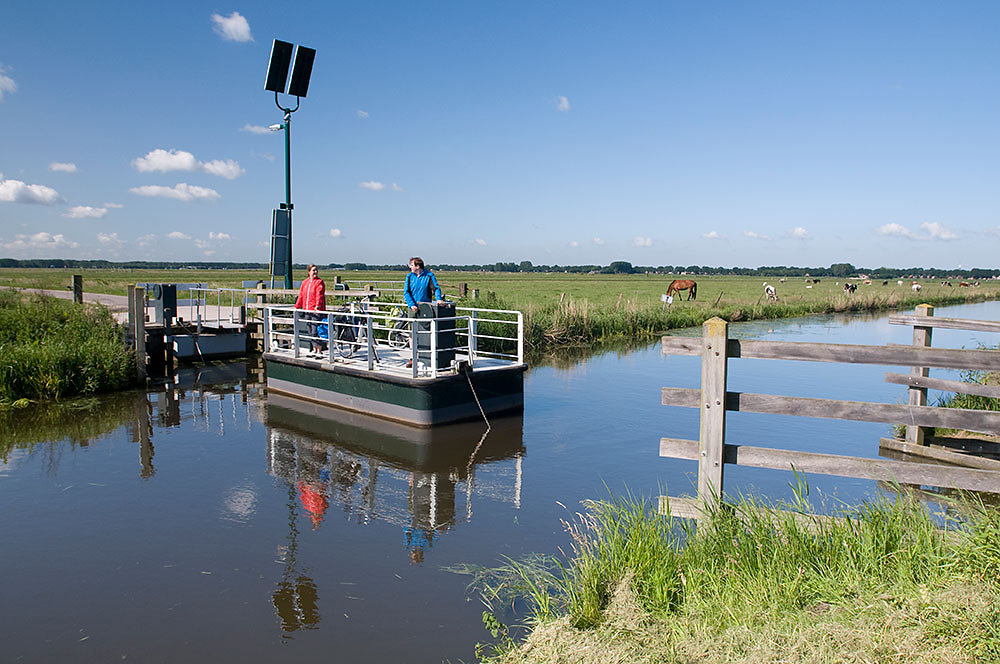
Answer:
[
  {"left": 458, "top": 287, "right": 997, "bottom": 353},
  {"left": 0, "top": 291, "right": 136, "bottom": 405},
  {"left": 472, "top": 490, "right": 1000, "bottom": 663}
]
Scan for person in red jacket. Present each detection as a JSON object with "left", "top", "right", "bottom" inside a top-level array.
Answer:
[{"left": 295, "top": 264, "right": 326, "bottom": 355}]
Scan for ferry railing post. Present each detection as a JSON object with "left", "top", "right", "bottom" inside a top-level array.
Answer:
[
  {"left": 263, "top": 307, "right": 271, "bottom": 351},
  {"left": 326, "top": 312, "right": 333, "bottom": 363},
  {"left": 293, "top": 309, "right": 300, "bottom": 358},
  {"left": 410, "top": 318, "right": 418, "bottom": 378},
  {"left": 469, "top": 310, "right": 478, "bottom": 364},
  {"left": 517, "top": 312, "right": 524, "bottom": 365},
  {"left": 366, "top": 315, "right": 374, "bottom": 371},
  {"left": 430, "top": 318, "right": 438, "bottom": 375}
]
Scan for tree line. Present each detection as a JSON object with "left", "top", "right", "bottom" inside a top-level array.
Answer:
[{"left": 0, "top": 258, "right": 996, "bottom": 280}]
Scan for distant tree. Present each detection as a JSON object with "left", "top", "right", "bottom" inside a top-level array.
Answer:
[
  {"left": 519, "top": 260, "right": 534, "bottom": 272},
  {"left": 829, "top": 262, "right": 856, "bottom": 278}
]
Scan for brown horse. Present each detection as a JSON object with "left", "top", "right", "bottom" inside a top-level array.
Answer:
[{"left": 666, "top": 279, "right": 697, "bottom": 301}]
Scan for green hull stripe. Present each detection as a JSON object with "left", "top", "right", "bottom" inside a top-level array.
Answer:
[{"left": 265, "top": 359, "right": 523, "bottom": 412}]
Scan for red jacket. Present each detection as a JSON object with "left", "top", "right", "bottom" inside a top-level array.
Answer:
[{"left": 295, "top": 277, "right": 326, "bottom": 311}]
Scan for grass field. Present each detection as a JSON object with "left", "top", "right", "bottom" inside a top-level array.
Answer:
[
  {"left": 3, "top": 267, "right": 998, "bottom": 351},
  {"left": 468, "top": 492, "right": 1000, "bottom": 664}
]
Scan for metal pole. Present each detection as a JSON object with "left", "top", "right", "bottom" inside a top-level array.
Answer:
[{"left": 283, "top": 111, "right": 293, "bottom": 290}]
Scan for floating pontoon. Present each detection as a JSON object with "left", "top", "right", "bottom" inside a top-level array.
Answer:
[{"left": 262, "top": 301, "right": 526, "bottom": 426}]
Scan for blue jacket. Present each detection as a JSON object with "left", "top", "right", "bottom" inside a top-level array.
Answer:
[{"left": 404, "top": 269, "right": 443, "bottom": 307}]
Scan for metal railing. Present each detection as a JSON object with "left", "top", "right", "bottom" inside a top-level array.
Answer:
[{"left": 263, "top": 302, "right": 524, "bottom": 377}]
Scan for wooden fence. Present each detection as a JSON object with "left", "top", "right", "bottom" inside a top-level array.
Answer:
[{"left": 659, "top": 304, "right": 1000, "bottom": 518}]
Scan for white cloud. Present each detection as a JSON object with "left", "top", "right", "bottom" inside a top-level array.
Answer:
[
  {"left": 49, "top": 162, "right": 77, "bottom": 173},
  {"left": 556, "top": 96, "right": 570, "bottom": 112},
  {"left": 64, "top": 206, "right": 107, "bottom": 219},
  {"left": 211, "top": 11, "right": 253, "bottom": 42},
  {"left": 744, "top": 231, "right": 771, "bottom": 241},
  {"left": 474, "top": 238, "right": 487, "bottom": 246},
  {"left": 203, "top": 250, "right": 216, "bottom": 257},
  {"left": 103, "top": 202, "right": 124, "bottom": 208},
  {"left": 167, "top": 231, "right": 192, "bottom": 240},
  {"left": 391, "top": 183, "right": 403, "bottom": 192},
  {"left": 201, "top": 159, "right": 245, "bottom": 179},
  {"left": 194, "top": 238, "right": 209, "bottom": 249},
  {"left": 875, "top": 222, "right": 956, "bottom": 240},
  {"left": 356, "top": 109, "right": 369, "bottom": 119},
  {"left": 789, "top": 226, "right": 811, "bottom": 240},
  {"left": 137, "top": 234, "right": 157, "bottom": 247},
  {"left": 702, "top": 230, "right": 724, "bottom": 240},
  {"left": 97, "top": 232, "right": 124, "bottom": 247},
  {"left": 130, "top": 183, "right": 220, "bottom": 202},
  {"left": 133, "top": 149, "right": 198, "bottom": 173},
  {"left": 0, "top": 65, "right": 15, "bottom": 100},
  {"left": 2, "top": 232, "right": 78, "bottom": 250},
  {"left": 0, "top": 174, "right": 62, "bottom": 205},
  {"left": 632, "top": 236, "right": 653, "bottom": 247},
  {"left": 240, "top": 123, "right": 271, "bottom": 135},
  {"left": 359, "top": 180, "right": 385, "bottom": 190},
  {"left": 592, "top": 237, "right": 605, "bottom": 245},
  {"left": 876, "top": 222, "right": 913, "bottom": 238},
  {"left": 329, "top": 228, "right": 343, "bottom": 238},
  {"left": 569, "top": 240, "right": 579, "bottom": 247},
  {"left": 132, "top": 149, "right": 244, "bottom": 179},
  {"left": 921, "top": 221, "right": 957, "bottom": 241},
  {"left": 209, "top": 231, "right": 232, "bottom": 241}
]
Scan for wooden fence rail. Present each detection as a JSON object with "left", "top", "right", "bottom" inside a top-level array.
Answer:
[{"left": 660, "top": 306, "right": 1000, "bottom": 516}]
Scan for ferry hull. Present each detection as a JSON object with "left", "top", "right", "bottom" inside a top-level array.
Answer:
[{"left": 264, "top": 353, "right": 525, "bottom": 427}]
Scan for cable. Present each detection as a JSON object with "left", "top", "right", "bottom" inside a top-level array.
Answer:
[{"left": 464, "top": 366, "right": 491, "bottom": 478}]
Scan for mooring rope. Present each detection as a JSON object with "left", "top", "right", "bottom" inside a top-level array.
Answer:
[{"left": 465, "top": 369, "right": 492, "bottom": 479}]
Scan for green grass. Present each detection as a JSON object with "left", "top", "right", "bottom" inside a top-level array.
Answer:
[
  {"left": 467, "top": 491, "right": 1000, "bottom": 664},
  {"left": 0, "top": 290, "right": 137, "bottom": 404},
  {"left": 4, "top": 268, "right": 999, "bottom": 354}
]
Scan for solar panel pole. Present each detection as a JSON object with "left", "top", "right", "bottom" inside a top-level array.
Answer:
[{"left": 264, "top": 40, "right": 315, "bottom": 291}]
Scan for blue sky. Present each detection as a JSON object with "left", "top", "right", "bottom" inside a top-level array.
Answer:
[{"left": 1, "top": 1, "right": 998, "bottom": 268}]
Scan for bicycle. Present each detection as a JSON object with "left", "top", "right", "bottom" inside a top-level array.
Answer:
[{"left": 386, "top": 305, "right": 411, "bottom": 349}]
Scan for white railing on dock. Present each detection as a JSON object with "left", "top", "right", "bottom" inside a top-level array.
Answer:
[{"left": 263, "top": 302, "right": 524, "bottom": 377}]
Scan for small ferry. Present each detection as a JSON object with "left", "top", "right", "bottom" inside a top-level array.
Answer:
[{"left": 262, "top": 298, "right": 526, "bottom": 427}]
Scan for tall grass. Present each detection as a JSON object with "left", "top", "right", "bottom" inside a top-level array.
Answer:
[
  {"left": 0, "top": 291, "right": 136, "bottom": 404},
  {"left": 472, "top": 491, "right": 1000, "bottom": 663},
  {"left": 458, "top": 287, "right": 996, "bottom": 353}
]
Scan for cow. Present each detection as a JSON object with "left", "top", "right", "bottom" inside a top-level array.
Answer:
[
  {"left": 912, "top": 283, "right": 922, "bottom": 293},
  {"left": 843, "top": 283, "right": 857, "bottom": 294},
  {"left": 763, "top": 283, "right": 778, "bottom": 302}
]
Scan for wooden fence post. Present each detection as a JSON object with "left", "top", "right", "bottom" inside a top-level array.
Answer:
[
  {"left": 132, "top": 286, "right": 146, "bottom": 382},
  {"left": 458, "top": 283, "right": 468, "bottom": 298},
  {"left": 699, "top": 317, "right": 729, "bottom": 505},
  {"left": 72, "top": 275, "right": 83, "bottom": 304},
  {"left": 906, "top": 304, "right": 934, "bottom": 445}
]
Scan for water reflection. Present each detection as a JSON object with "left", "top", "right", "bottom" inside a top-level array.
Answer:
[
  {"left": 265, "top": 394, "right": 524, "bottom": 553},
  {"left": 263, "top": 394, "right": 524, "bottom": 636}
]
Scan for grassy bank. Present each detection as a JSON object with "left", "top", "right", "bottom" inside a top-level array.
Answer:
[
  {"left": 3, "top": 268, "right": 998, "bottom": 353},
  {"left": 462, "top": 286, "right": 1000, "bottom": 352},
  {"left": 0, "top": 291, "right": 137, "bottom": 405},
  {"left": 470, "top": 492, "right": 1000, "bottom": 663}
]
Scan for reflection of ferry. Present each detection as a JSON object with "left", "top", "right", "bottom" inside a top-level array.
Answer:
[{"left": 265, "top": 393, "right": 525, "bottom": 558}]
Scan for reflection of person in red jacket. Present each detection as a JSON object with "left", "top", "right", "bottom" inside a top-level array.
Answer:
[
  {"left": 297, "top": 480, "right": 329, "bottom": 530},
  {"left": 294, "top": 264, "right": 326, "bottom": 355}
]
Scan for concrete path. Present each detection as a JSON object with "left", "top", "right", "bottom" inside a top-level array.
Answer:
[{"left": 2, "top": 287, "right": 129, "bottom": 311}]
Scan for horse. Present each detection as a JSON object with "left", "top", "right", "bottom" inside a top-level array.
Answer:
[{"left": 666, "top": 279, "right": 697, "bottom": 301}]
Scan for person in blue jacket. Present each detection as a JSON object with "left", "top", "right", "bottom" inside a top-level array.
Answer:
[
  {"left": 402, "top": 257, "right": 445, "bottom": 367},
  {"left": 403, "top": 257, "right": 445, "bottom": 312}
]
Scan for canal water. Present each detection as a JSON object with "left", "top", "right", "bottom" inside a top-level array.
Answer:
[{"left": 2, "top": 301, "right": 999, "bottom": 663}]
